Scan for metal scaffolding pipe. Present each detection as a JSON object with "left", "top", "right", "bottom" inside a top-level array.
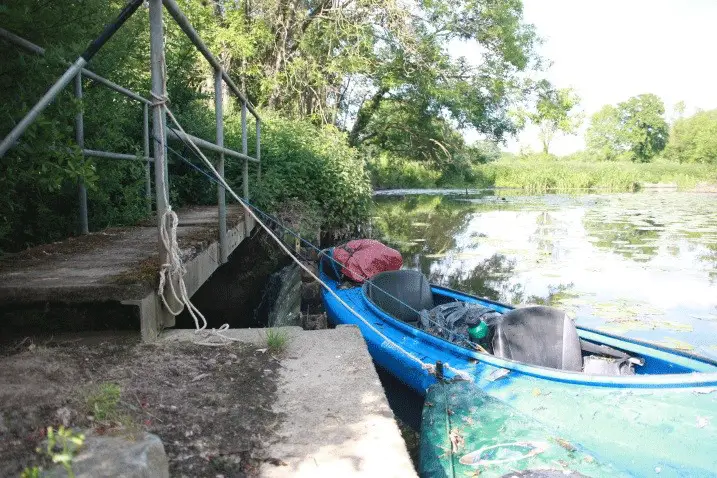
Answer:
[
  {"left": 256, "top": 120, "right": 261, "bottom": 181},
  {"left": 215, "top": 69, "right": 228, "bottom": 264},
  {"left": 75, "top": 73, "right": 89, "bottom": 235},
  {"left": 83, "top": 149, "right": 154, "bottom": 162},
  {"left": 167, "top": 129, "right": 259, "bottom": 163},
  {"left": 242, "top": 102, "right": 249, "bottom": 200},
  {"left": 149, "top": 0, "right": 169, "bottom": 269},
  {"left": 143, "top": 103, "right": 152, "bottom": 213}
]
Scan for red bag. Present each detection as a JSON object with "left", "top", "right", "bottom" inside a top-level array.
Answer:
[{"left": 332, "top": 239, "right": 403, "bottom": 283}]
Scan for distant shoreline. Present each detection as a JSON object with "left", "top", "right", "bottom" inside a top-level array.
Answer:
[{"left": 370, "top": 160, "right": 717, "bottom": 193}]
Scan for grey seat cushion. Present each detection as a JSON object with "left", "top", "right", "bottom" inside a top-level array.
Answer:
[
  {"left": 492, "top": 306, "right": 583, "bottom": 371},
  {"left": 364, "top": 270, "right": 434, "bottom": 323}
]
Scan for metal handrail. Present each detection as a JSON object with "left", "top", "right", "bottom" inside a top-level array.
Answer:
[
  {"left": 0, "top": 0, "right": 262, "bottom": 266},
  {"left": 167, "top": 129, "right": 258, "bottom": 163},
  {"left": 1, "top": 26, "right": 157, "bottom": 228}
]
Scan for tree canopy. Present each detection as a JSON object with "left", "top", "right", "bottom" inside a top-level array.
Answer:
[
  {"left": 586, "top": 94, "right": 668, "bottom": 162},
  {"left": 518, "top": 83, "right": 581, "bottom": 154},
  {"left": 664, "top": 109, "right": 717, "bottom": 164}
]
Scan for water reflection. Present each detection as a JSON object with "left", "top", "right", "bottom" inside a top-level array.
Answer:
[
  {"left": 429, "top": 253, "right": 519, "bottom": 302},
  {"left": 372, "top": 192, "right": 717, "bottom": 353}
]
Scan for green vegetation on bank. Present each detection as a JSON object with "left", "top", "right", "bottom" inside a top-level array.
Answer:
[
  {"left": 371, "top": 158, "right": 717, "bottom": 191},
  {"left": 482, "top": 160, "right": 716, "bottom": 191},
  {"left": 371, "top": 92, "right": 717, "bottom": 191}
]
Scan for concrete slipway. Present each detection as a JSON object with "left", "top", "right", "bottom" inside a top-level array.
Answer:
[{"left": 164, "top": 325, "right": 418, "bottom": 477}]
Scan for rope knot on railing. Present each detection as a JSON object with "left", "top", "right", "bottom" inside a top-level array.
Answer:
[{"left": 150, "top": 92, "right": 169, "bottom": 107}]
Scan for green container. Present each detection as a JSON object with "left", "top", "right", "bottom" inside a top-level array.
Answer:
[{"left": 467, "top": 321, "right": 488, "bottom": 341}]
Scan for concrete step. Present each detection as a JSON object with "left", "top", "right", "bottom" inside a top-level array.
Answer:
[{"left": 163, "top": 326, "right": 418, "bottom": 477}]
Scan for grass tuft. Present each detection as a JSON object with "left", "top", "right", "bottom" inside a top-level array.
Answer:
[
  {"left": 265, "top": 328, "right": 290, "bottom": 355},
  {"left": 86, "top": 382, "right": 122, "bottom": 423}
]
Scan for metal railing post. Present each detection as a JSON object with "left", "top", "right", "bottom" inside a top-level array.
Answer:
[
  {"left": 256, "top": 120, "right": 261, "bottom": 181},
  {"left": 143, "top": 103, "right": 152, "bottom": 214},
  {"left": 241, "top": 101, "right": 250, "bottom": 233},
  {"left": 242, "top": 101, "right": 249, "bottom": 199},
  {"left": 74, "top": 73, "right": 89, "bottom": 235},
  {"left": 215, "top": 69, "right": 228, "bottom": 264},
  {"left": 149, "top": 0, "right": 168, "bottom": 268},
  {"left": 163, "top": 113, "right": 170, "bottom": 194}
]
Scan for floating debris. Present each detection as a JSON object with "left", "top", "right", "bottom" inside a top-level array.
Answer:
[
  {"left": 553, "top": 437, "right": 577, "bottom": 452},
  {"left": 657, "top": 338, "right": 695, "bottom": 352},
  {"left": 449, "top": 428, "right": 465, "bottom": 453},
  {"left": 691, "top": 314, "right": 717, "bottom": 322},
  {"left": 697, "top": 416, "right": 710, "bottom": 429},
  {"left": 486, "top": 368, "right": 510, "bottom": 382},
  {"left": 459, "top": 441, "right": 546, "bottom": 467}
]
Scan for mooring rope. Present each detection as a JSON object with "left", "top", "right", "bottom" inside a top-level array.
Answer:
[
  {"left": 155, "top": 100, "right": 472, "bottom": 379},
  {"left": 161, "top": 127, "right": 474, "bottom": 347}
]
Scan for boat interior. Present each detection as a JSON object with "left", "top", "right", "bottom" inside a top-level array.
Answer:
[{"left": 358, "top": 269, "right": 717, "bottom": 376}]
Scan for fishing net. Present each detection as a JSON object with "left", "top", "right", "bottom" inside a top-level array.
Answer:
[{"left": 419, "top": 301, "right": 503, "bottom": 350}]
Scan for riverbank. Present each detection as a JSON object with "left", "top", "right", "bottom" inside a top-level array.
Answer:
[
  {"left": 0, "top": 333, "right": 280, "bottom": 476},
  {"left": 370, "top": 159, "right": 717, "bottom": 192},
  {"left": 0, "top": 327, "right": 416, "bottom": 477}
]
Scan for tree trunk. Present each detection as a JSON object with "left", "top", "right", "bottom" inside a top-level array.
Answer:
[{"left": 349, "top": 87, "right": 388, "bottom": 146}]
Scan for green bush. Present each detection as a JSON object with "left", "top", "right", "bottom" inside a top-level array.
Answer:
[
  {"left": 367, "top": 153, "right": 441, "bottom": 189},
  {"left": 238, "top": 115, "right": 372, "bottom": 231}
]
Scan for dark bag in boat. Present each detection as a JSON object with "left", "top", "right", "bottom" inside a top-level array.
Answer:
[{"left": 419, "top": 302, "right": 503, "bottom": 350}]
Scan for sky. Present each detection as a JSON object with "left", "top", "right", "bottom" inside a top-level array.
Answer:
[{"left": 460, "top": 0, "right": 717, "bottom": 154}]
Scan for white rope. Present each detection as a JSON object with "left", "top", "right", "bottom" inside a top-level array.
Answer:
[
  {"left": 156, "top": 101, "right": 473, "bottom": 378},
  {"left": 150, "top": 93, "right": 234, "bottom": 345}
]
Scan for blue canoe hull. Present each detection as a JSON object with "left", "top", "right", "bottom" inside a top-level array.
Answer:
[{"left": 320, "top": 268, "right": 717, "bottom": 476}]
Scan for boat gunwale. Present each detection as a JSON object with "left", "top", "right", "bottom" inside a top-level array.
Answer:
[{"left": 322, "top": 269, "right": 717, "bottom": 388}]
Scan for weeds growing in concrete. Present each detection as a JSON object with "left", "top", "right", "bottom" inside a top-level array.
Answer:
[{"left": 265, "top": 328, "right": 290, "bottom": 355}]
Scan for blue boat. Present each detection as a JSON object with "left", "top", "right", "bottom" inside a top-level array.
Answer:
[{"left": 319, "top": 263, "right": 717, "bottom": 476}]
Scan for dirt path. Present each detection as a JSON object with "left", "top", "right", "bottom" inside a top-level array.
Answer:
[{"left": 0, "top": 333, "right": 282, "bottom": 477}]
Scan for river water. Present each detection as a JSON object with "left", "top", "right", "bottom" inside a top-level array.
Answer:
[{"left": 372, "top": 190, "right": 717, "bottom": 357}]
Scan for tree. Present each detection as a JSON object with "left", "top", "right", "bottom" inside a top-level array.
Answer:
[
  {"left": 664, "top": 109, "right": 717, "bottom": 164},
  {"left": 520, "top": 84, "right": 582, "bottom": 154},
  {"left": 342, "top": 0, "right": 542, "bottom": 161},
  {"left": 586, "top": 94, "right": 668, "bottom": 162},
  {"left": 585, "top": 105, "right": 624, "bottom": 161}
]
